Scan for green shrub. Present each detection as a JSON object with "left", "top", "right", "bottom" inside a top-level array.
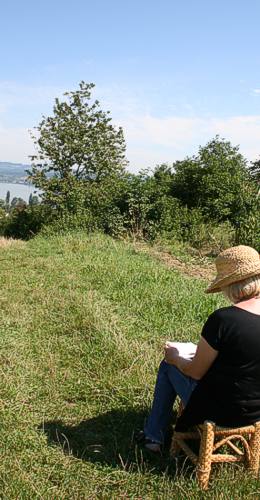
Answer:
[
  {"left": 41, "top": 208, "right": 98, "bottom": 237},
  {"left": 147, "top": 196, "right": 183, "bottom": 237},
  {"left": 102, "top": 207, "right": 127, "bottom": 238},
  {"left": 1, "top": 205, "right": 52, "bottom": 240},
  {"left": 235, "top": 203, "right": 260, "bottom": 250}
]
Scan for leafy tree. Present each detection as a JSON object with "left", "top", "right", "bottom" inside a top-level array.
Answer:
[
  {"left": 170, "top": 157, "right": 200, "bottom": 207},
  {"left": 115, "top": 167, "right": 178, "bottom": 239},
  {"left": 10, "top": 197, "right": 27, "bottom": 209},
  {"left": 28, "top": 81, "right": 127, "bottom": 213},
  {"left": 128, "top": 171, "right": 153, "bottom": 237},
  {"left": 171, "top": 136, "right": 254, "bottom": 224},
  {"left": 5, "top": 190, "right": 10, "bottom": 209},
  {"left": 249, "top": 159, "right": 260, "bottom": 185},
  {"left": 0, "top": 206, "right": 5, "bottom": 217},
  {"left": 152, "top": 164, "right": 174, "bottom": 194},
  {"left": 29, "top": 194, "right": 39, "bottom": 206}
]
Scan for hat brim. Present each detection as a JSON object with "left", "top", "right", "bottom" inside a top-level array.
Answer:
[{"left": 206, "top": 265, "right": 260, "bottom": 294}]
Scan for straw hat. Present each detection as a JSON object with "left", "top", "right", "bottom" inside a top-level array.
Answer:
[{"left": 206, "top": 245, "right": 260, "bottom": 294}]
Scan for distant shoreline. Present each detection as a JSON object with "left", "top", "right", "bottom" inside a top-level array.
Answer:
[
  {"left": 0, "top": 182, "right": 40, "bottom": 202},
  {"left": 0, "top": 180, "right": 31, "bottom": 186}
]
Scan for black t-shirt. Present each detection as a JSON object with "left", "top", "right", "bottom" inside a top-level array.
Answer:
[{"left": 175, "top": 306, "right": 260, "bottom": 431}]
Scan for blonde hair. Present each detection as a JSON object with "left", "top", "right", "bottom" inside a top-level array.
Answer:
[{"left": 223, "top": 275, "right": 260, "bottom": 304}]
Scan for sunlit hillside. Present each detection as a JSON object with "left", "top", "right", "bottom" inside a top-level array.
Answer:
[{"left": 0, "top": 232, "right": 259, "bottom": 499}]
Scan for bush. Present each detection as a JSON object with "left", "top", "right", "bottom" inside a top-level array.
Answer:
[
  {"left": 147, "top": 196, "right": 183, "bottom": 237},
  {"left": 102, "top": 207, "right": 127, "bottom": 238},
  {"left": 171, "top": 137, "right": 252, "bottom": 224},
  {"left": 235, "top": 203, "right": 260, "bottom": 250},
  {"left": 41, "top": 208, "right": 98, "bottom": 237},
  {"left": 1, "top": 205, "right": 53, "bottom": 240}
]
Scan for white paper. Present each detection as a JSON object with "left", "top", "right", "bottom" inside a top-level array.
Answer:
[{"left": 166, "top": 341, "right": 197, "bottom": 360}]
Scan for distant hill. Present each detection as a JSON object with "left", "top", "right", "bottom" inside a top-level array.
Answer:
[{"left": 0, "top": 162, "right": 30, "bottom": 183}]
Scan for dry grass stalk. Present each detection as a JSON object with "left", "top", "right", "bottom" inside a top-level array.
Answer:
[{"left": 0, "top": 237, "right": 25, "bottom": 248}]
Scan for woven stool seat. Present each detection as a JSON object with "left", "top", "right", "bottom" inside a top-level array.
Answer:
[{"left": 171, "top": 402, "right": 260, "bottom": 490}]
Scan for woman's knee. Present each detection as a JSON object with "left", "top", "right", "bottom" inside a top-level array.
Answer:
[
  {"left": 158, "top": 360, "right": 182, "bottom": 382},
  {"left": 159, "top": 359, "right": 179, "bottom": 374}
]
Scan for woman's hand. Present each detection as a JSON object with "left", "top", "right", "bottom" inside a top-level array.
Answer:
[
  {"left": 164, "top": 342, "right": 179, "bottom": 365},
  {"left": 165, "top": 338, "right": 218, "bottom": 380}
]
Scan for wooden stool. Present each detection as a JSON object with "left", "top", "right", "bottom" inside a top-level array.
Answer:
[{"left": 171, "top": 414, "right": 260, "bottom": 490}]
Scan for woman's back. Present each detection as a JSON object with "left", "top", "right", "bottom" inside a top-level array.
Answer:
[{"left": 176, "top": 306, "right": 260, "bottom": 431}]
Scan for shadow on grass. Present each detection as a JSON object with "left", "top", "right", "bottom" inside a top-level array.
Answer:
[{"left": 38, "top": 408, "right": 181, "bottom": 476}]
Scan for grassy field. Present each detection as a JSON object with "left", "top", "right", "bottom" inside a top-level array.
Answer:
[{"left": 0, "top": 232, "right": 259, "bottom": 499}]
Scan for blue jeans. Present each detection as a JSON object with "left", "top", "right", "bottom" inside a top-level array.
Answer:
[{"left": 144, "top": 360, "right": 197, "bottom": 444}]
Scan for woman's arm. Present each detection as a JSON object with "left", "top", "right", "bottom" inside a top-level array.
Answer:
[{"left": 164, "top": 337, "right": 218, "bottom": 380}]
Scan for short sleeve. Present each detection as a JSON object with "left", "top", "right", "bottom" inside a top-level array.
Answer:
[{"left": 201, "top": 311, "right": 223, "bottom": 351}]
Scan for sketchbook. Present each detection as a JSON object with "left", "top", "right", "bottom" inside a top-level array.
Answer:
[{"left": 166, "top": 341, "right": 197, "bottom": 360}]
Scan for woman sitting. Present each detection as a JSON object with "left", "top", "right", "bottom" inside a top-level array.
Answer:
[{"left": 139, "top": 245, "right": 260, "bottom": 452}]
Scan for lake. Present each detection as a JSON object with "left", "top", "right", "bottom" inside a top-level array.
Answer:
[{"left": 0, "top": 182, "right": 41, "bottom": 202}]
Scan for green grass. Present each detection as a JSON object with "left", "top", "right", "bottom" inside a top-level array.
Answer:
[{"left": 0, "top": 232, "right": 259, "bottom": 499}]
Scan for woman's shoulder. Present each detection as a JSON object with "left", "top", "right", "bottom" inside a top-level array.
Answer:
[
  {"left": 209, "top": 305, "right": 260, "bottom": 323},
  {"left": 207, "top": 306, "right": 234, "bottom": 321},
  {"left": 201, "top": 307, "right": 234, "bottom": 339}
]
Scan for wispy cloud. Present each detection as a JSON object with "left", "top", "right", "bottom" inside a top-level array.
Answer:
[
  {"left": 0, "top": 81, "right": 65, "bottom": 104},
  {"left": 0, "top": 125, "right": 35, "bottom": 163},
  {"left": 1, "top": 113, "right": 260, "bottom": 169},
  {"left": 211, "top": 115, "right": 260, "bottom": 162},
  {"left": 121, "top": 115, "right": 205, "bottom": 149},
  {"left": 252, "top": 88, "right": 260, "bottom": 95},
  {"left": 119, "top": 114, "right": 260, "bottom": 170},
  {"left": 0, "top": 81, "right": 66, "bottom": 127},
  {"left": 1, "top": 81, "right": 260, "bottom": 170},
  {"left": 0, "top": 81, "right": 65, "bottom": 162}
]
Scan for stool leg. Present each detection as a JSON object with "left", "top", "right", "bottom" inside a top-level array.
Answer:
[
  {"left": 170, "top": 433, "right": 180, "bottom": 457},
  {"left": 196, "top": 422, "right": 215, "bottom": 490},
  {"left": 248, "top": 422, "right": 260, "bottom": 476}
]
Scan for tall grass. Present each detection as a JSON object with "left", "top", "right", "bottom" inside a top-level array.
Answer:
[{"left": 0, "top": 232, "right": 259, "bottom": 498}]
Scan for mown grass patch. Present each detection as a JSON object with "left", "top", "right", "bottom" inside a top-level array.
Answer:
[{"left": 0, "top": 232, "right": 259, "bottom": 498}]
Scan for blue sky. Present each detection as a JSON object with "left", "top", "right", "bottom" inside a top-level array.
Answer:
[{"left": 1, "top": 0, "right": 260, "bottom": 171}]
